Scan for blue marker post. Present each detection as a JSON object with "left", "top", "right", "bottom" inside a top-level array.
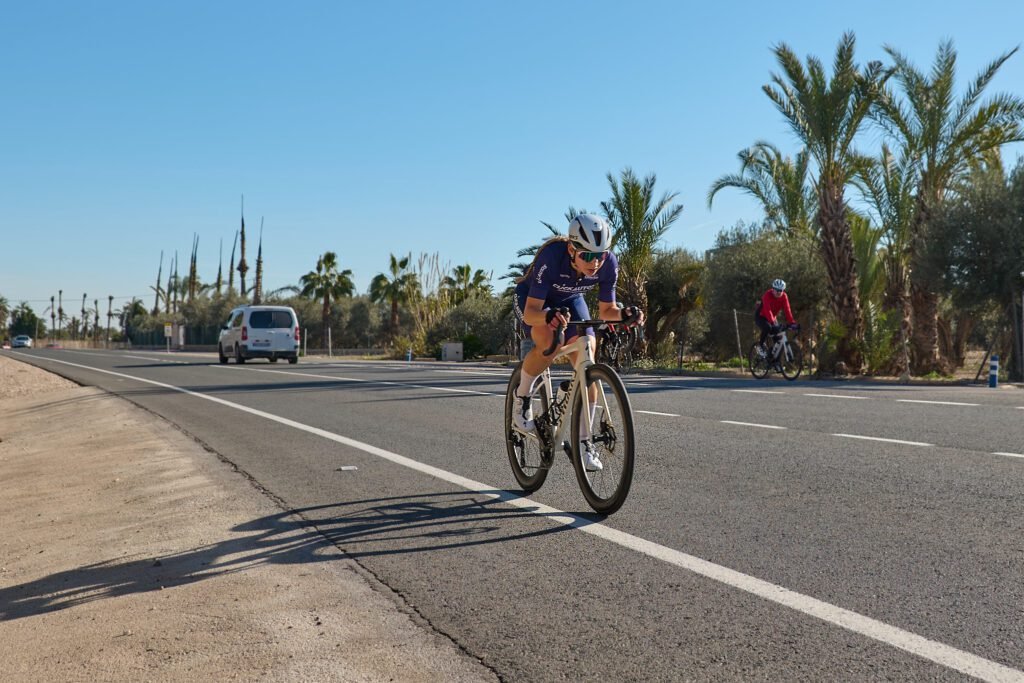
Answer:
[
  {"left": 989, "top": 354, "right": 999, "bottom": 388},
  {"left": 406, "top": 348, "right": 413, "bottom": 362}
]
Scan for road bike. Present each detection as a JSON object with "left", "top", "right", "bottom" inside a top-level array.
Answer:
[
  {"left": 596, "top": 322, "right": 641, "bottom": 375},
  {"left": 504, "top": 317, "right": 636, "bottom": 515},
  {"left": 749, "top": 325, "right": 803, "bottom": 381}
]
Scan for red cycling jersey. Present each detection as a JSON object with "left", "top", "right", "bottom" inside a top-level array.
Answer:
[{"left": 759, "top": 289, "right": 795, "bottom": 325}]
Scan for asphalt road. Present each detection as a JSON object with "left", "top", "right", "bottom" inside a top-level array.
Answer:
[{"left": 11, "top": 348, "right": 1024, "bottom": 681}]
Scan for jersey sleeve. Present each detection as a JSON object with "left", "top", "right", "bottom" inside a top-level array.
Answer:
[
  {"left": 598, "top": 252, "right": 619, "bottom": 303},
  {"left": 526, "top": 244, "right": 559, "bottom": 301},
  {"left": 782, "top": 293, "right": 796, "bottom": 324}
]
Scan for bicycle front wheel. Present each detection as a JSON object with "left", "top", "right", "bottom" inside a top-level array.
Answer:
[
  {"left": 570, "top": 363, "right": 635, "bottom": 515},
  {"left": 781, "top": 342, "right": 803, "bottom": 381},
  {"left": 748, "top": 343, "right": 770, "bottom": 379},
  {"left": 505, "top": 366, "right": 551, "bottom": 493}
]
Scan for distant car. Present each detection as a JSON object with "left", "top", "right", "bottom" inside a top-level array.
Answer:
[{"left": 12, "top": 335, "right": 33, "bottom": 348}]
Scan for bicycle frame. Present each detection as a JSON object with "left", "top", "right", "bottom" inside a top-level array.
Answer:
[
  {"left": 772, "top": 329, "right": 802, "bottom": 366},
  {"left": 524, "top": 330, "right": 611, "bottom": 451}
]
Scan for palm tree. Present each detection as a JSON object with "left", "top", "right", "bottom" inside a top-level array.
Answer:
[
  {"left": 0, "top": 294, "right": 9, "bottom": 338},
  {"left": 707, "top": 141, "right": 816, "bottom": 236},
  {"left": 370, "top": 253, "right": 419, "bottom": 341},
  {"left": 852, "top": 144, "right": 917, "bottom": 373},
  {"left": 601, "top": 168, "right": 684, "bottom": 330},
  {"left": 762, "top": 32, "right": 888, "bottom": 372},
  {"left": 299, "top": 251, "right": 355, "bottom": 348},
  {"left": 442, "top": 264, "right": 492, "bottom": 304},
  {"left": 876, "top": 40, "right": 1024, "bottom": 373}
]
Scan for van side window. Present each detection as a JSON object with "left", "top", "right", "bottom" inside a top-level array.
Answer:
[{"left": 231, "top": 312, "right": 244, "bottom": 328}]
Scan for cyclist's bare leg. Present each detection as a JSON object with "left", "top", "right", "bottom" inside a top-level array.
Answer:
[
  {"left": 567, "top": 336, "right": 599, "bottom": 440},
  {"left": 521, "top": 323, "right": 559, "bottom": 378}
]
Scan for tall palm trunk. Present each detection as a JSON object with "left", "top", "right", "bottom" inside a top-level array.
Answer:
[
  {"left": 908, "top": 194, "right": 944, "bottom": 375},
  {"left": 818, "top": 180, "right": 864, "bottom": 371},
  {"left": 883, "top": 259, "right": 912, "bottom": 376},
  {"left": 617, "top": 268, "right": 650, "bottom": 354},
  {"left": 322, "top": 296, "right": 330, "bottom": 349},
  {"left": 390, "top": 299, "right": 399, "bottom": 337}
]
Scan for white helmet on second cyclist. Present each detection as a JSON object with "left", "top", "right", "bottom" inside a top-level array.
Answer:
[
  {"left": 772, "top": 278, "right": 787, "bottom": 292},
  {"left": 568, "top": 214, "right": 611, "bottom": 253}
]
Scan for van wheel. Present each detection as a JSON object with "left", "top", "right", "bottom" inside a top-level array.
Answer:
[
  {"left": 218, "top": 345, "right": 228, "bottom": 364},
  {"left": 269, "top": 357, "right": 278, "bottom": 363},
  {"left": 288, "top": 357, "right": 298, "bottom": 364},
  {"left": 235, "top": 344, "right": 246, "bottom": 364}
]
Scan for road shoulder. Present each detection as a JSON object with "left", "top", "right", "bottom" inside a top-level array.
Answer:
[{"left": 0, "top": 353, "right": 495, "bottom": 682}]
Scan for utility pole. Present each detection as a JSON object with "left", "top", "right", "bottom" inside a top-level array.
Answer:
[
  {"left": 81, "top": 293, "right": 87, "bottom": 341},
  {"left": 50, "top": 296, "right": 55, "bottom": 343},
  {"left": 57, "top": 290, "right": 63, "bottom": 340},
  {"left": 93, "top": 298, "right": 100, "bottom": 346}
]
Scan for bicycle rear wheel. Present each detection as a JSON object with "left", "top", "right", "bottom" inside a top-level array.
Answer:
[
  {"left": 505, "top": 366, "right": 551, "bottom": 492},
  {"left": 570, "top": 363, "right": 635, "bottom": 515},
  {"left": 781, "top": 342, "right": 803, "bottom": 381},
  {"left": 748, "top": 343, "right": 770, "bottom": 379}
]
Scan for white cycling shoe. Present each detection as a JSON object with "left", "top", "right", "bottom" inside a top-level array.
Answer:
[
  {"left": 512, "top": 396, "right": 536, "bottom": 434},
  {"left": 579, "top": 440, "right": 603, "bottom": 472}
]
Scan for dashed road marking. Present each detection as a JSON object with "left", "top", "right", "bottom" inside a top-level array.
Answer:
[
  {"left": 721, "top": 420, "right": 786, "bottom": 430},
  {"left": 897, "top": 399, "right": 979, "bottom": 407},
  {"left": 637, "top": 410, "right": 680, "bottom": 417},
  {"left": 833, "top": 434, "right": 932, "bottom": 447},
  {"left": 804, "top": 393, "right": 869, "bottom": 400}
]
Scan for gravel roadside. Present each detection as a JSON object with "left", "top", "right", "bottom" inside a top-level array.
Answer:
[{"left": 0, "top": 352, "right": 496, "bottom": 682}]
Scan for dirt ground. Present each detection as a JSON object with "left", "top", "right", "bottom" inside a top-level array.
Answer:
[{"left": 0, "top": 352, "right": 496, "bottom": 682}]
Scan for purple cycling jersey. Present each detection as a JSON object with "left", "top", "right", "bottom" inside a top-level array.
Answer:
[{"left": 515, "top": 241, "right": 618, "bottom": 305}]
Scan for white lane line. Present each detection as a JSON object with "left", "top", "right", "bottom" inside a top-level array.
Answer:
[
  {"left": 897, "top": 399, "right": 980, "bottom": 407},
  {"left": 834, "top": 434, "right": 932, "bottom": 447},
  {"left": 721, "top": 420, "right": 786, "bottom": 430},
  {"left": 68, "top": 350, "right": 193, "bottom": 363},
  {"left": 32, "top": 354, "right": 1021, "bottom": 682},
  {"left": 731, "top": 389, "right": 785, "bottom": 395},
  {"left": 212, "top": 365, "right": 505, "bottom": 397},
  {"left": 993, "top": 452, "right": 1024, "bottom": 459},
  {"left": 804, "top": 393, "right": 869, "bottom": 400},
  {"left": 637, "top": 410, "right": 680, "bottom": 417},
  {"left": 433, "top": 369, "right": 509, "bottom": 377}
]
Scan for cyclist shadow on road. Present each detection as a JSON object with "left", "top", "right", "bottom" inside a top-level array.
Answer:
[{"left": 0, "top": 491, "right": 592, "bottom": 622}]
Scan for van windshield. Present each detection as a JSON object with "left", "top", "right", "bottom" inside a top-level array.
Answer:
[{"left": 248, "top": 311, "right": 295, "bottom": 329}]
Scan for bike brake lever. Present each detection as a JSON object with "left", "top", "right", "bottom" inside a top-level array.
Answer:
[{"left": 543, "top": 324, "right": 566, "bottom": 357}]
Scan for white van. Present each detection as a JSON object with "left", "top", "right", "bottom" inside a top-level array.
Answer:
[{"left": 218, "top": 305, "right": 300, "bottom": 364}]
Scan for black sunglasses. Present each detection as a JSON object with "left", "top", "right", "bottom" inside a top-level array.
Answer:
[{"left": 574, "top": 249, "right": 606, "bottom": 263}]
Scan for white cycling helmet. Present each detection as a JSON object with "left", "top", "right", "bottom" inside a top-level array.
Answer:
[
  {"left": 568, "top": 214, "right": 611, "bottom": 253},
  {"left": 771, "top": 278, "right": 787, "bottom": 292}
]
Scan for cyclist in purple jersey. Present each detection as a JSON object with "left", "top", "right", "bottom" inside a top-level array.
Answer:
[{"left": 512, "top": 213, "right": 644, "bottom": 471}]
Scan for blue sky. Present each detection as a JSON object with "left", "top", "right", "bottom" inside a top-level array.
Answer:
[{"left": 2, "top": 1, "right": 1022, "bottom": 313}]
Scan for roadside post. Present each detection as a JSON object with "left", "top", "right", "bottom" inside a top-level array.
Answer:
[
  {"left": 406, "top": 348, "right": 412, "bottom": 361},
  {"left": 733, "top": 309, "right": 744, "bottom": 371},
  {"left": 164, "top": 322, "right": 172, "bottom": 353},
  {"left": 989, "top": 354, "right": 999, "bottom": 388}
]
